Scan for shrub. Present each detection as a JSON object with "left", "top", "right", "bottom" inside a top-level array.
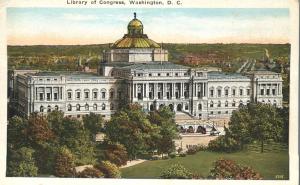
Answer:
[
  {"left": 186, "top": 147, "right": 197, "bottom": 155},
  {"left": 169, "top": 153, "right": 176, "bottom": 158},
  {"left": 54, "top": 147, "right": 75, "bottom": 177},
  {"left": 76, "top": 167, "right": 104, "bottom": 178},
  {"left": 151, "top": 156, "right": 161, "bottom": 160},
  {"left": 160, "top": 164, "right": 192, "bottom": 179},
  {"left": 179, "top": 153, "right": 186, "bottom": 157},
  {"left": 104, "top": 143, "right": 128, "bottom": 166},
  {"left": 177, "top": 147, "right": 183, "bottom": 154},
  {"left": 197, "top": 144, "right": 207, "bottom": 151},
  {"left": 208, "top": 136, "right": 240, "bottom": 153},
  {"left": 96, "top": 161, "right": 121, "bottom": 178},
  {"left": 209, "top": 159, "right": 262, "bottom": 180}
]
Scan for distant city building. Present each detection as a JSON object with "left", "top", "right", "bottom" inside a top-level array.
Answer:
[{"left": 8, "top": 13, "right": 283, "bottom": 125}]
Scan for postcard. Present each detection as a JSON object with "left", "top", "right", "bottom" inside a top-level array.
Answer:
[{"left": 0, "top": 0, "right": 298, "bottom": 185}]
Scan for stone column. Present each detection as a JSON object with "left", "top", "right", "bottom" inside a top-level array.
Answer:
[
  {"left": 172, "top": 83, "right": 175, "bottom": 99},
  {"left": 134, "top": 84, "right": 136, "bottom": 98},
  {"left": 154, "top": 83, "right": 158, "bottom": 99},
  {"left": 43, "top": 86, "right": 46, "bottom": 101},
  {"left": 181, "top": 82, "right": 184, "bottom": 98}
]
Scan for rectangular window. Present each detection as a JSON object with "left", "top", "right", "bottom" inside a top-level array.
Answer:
[
  {"left": 84, "top": 92, "right": 89, "bottom": 99},
  {"left": 46, "top": 93, "right": 51, "bottom": 101},
  {"left": 261, "top": 89, "right": 264, "bottom": 95},
  {"left": 93, "top": 92, "right": 97, "bottom": 99},
  {"left": 76, "top": 92, "right": 80, "bottom": 99},
  {"left": 68, "top": 92, "right": 72, "bottom": 99},
  {"left": 102, "top": 92, "right": 106, "bottom": 99},
  {"left": 39, "top": 93, "right": 43, "bottom": 100},
  {"left": 110, "top": 92, "right": 114, "bottom": 99},
  {"left": 247, "top": 89, "right": 250, "bottom": 96},
  {"left": 272, "top": 89, "right": 276, "bottom": 95},
  {"left": 210, "top": 90, "right": 214, "bottom": 97},
  {"left": 54, "top": 93, "right": 58, "bottom": 100},
  {"left": 225, "top": 89, "right": 228, "bottom": 96},
  {"left": 149, "top": 73, "right": 152, "bottom": 77},
  {"left": 175, "top": 73, "right": 178, "bottom": 76},
  {"left": 158, "top": 73, "right": 161, "bottom": 76},
  {"left": 232, "top": 89, "right": 236, "bottom": 96},
  {"left": 266, "top": 89, "right": 270, "bottom": 96},
  {"left": 218, "top": 89, "right": 221, "bottom": 97},
  {"left": 166, "top": 73, "right": 170, "bottom": 76},
  {"left": 240, "top": 89, "right": 243, "bottom": 96}
]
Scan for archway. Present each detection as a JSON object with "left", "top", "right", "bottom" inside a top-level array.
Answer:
[
  {"left": 187, "top": 126, "right": 194, "bottom": 133},
  {"left": 169, "top": 104, "right": 174, "bottom": 111},
  {"left": 177, "top": 104, "right": 182, "bottom": 111},
  {"left": 150, "top": 104, "right": 154, "bottom": 111},
  {"left": 196, "top": 126, "right": 206, "bottom": 134}
]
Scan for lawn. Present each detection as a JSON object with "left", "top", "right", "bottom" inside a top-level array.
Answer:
[{"left": 121, "top": 149, "right": 289, "bottom": 179}]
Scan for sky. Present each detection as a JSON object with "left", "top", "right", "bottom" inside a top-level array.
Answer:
[{"left": 7, "top": 8, "right": 290, "bottom": 45}]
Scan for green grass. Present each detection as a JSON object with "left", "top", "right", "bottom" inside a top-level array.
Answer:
[{"left": 121, "top": 149, "right": 289, "bottom": 179}]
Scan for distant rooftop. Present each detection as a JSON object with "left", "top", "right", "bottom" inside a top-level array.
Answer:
[
  {"left": 208, "top": 71, "right": 249, "bottom": 80},
  {"left": 120, "top": 62, "right": 190, "bottom": 70}
]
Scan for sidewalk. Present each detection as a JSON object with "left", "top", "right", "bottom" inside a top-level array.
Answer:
[{"left": 120, "top": 159, "right": 147, "bottom": 169}]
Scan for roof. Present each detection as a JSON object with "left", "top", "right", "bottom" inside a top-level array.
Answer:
[
  {"left": 208, "top": 71, "right": 249, "bottom": 80},
  {"left": 30, "top": 71, "right": 98, "bottom": 77},
  {"left": 120, "top": 62, "right": 190, "bottom": 71},
  {"left": 246, "top": 70, "right": 279, "bottom": 75},
  {"left": 112, "top": 37, "right": 160, "bottom": 48}
]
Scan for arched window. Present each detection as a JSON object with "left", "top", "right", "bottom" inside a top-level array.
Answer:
[
  {"left": 198, "top": 104, "right": 202, "bottom": 110},
  {"left": 76, "top": 104, "right": 80, "bottom": 111},
  {"left": 55, "top": 105, "right": 59, "bottom": 110},
  {"left": 92, "top": 89, "right": 98, "bottom": 100},
  {"left": 209, "top": 87, "right": 214, "bottom": 97},
  {"left": 67, "top": 89, "right": 72, "bottom": 100},
  {"left": 85, "top": 104, "right": 89, "bottom": 111},
  {"left": 109, "top": 88, "right": 114, "bottom": 99},
  {"left": 110, "top": 103, "right": 114, "bottom": 110},
  {"left": 40, "top": 106, "right": 44, "bottom": 112},
  {"left": 102, "top": 103, "right": 106, "bottom": 110},
  {"left": 101, "top": 88, "right": 107, "bottom": 99},
  {"left": 93, "top": 104, "right": 97, "bottom": 111},
  {"left": 47, "top": 105, "right": 51, "bottom": 112},
  {"left": 210, "top": 101, "right": 214, "bottom": 107},
  {"left": 217, "top": 101, "right": 221, "bottom": 107},
  {"left": 67, "top": 104, "right": 72, "bottom": 111},
  {"left": 239, "top": 100, "right": 243, "bottom": 107},
  {"left": 273, "top": 100, "right": 277, "bottom": 107}
]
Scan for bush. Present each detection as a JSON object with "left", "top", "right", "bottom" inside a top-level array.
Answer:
[
  {"left": 209, "top": 159, "right": 262, "bottom": 180},
  {"left": 54, "top": 147, "right": 75, "bottom": 177},
  {"left": 186, "top": 147, "right": 197, "bottom": 155},
  {"left": 208, "top": 136, "right": 240, "bottom": 153},
  {"left": 151, "top": 156, "right": 161, "bottom": 160},
  {"left": 160, "top": 164, "right": 192, "bottom": 179},
  {"left": 177, "top": 147, "right": 183, "bottom": 154},
  {"left": 179, "top": 153, "right": 186, "bottom": 157},
  {"left": 96, "top": 161, "right": 121, "bottom": 178},
  {"left": 76, "top": 167, "right": 104, "bottom": 178},
  {"left": 197, "top": 144, "right": 207, "bottom": 151},
  {"left": 104, "top": 143, "right": 128, "bottom": 166},
  {"left": 169, "top": 153, "right": 176, "bottom": 158}
]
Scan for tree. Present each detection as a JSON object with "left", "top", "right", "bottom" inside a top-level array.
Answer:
[
  {"left": 228, "top": 107, "right": 252, "bottom": 149},
  {"left": 25, "top": 113, "right": 54, "bottom": 146},
  {"left": 59, "top": 118, "right": 96, "bottom": 165},
  {"left": 83, "top": 112, "right": 104, "bottom": 136},
  {"left": 54, "top": 146, "right": 75, "bottom": 177},
  {"left": 7, "top": 147, "right": 38, "bottom": 177},
  {"left": 47, "top": 110, "right": 64, "bottom": 138},
  {"left": 105, "top": 103, "right": 159, "bottom": 159},
  {"left": 148, "top": 106, "right": 179, "bottom": 155},
  {"left": 96, "top": 161, "right": 121, "bottom": 178},
  {"left": 160, "top": 164, "right": 192, "bottom": 179},
  {"left": 103, "top": 143, "right": 128, "bottom": 166},
  {"left": 248, "top": 103, "right": 283, "bottom": 153},
  {"left": 7, "top": 116, "right": 28, "bottom": 149}
]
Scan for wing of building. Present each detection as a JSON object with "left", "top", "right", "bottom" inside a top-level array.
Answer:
[{"left": 8, "top": 13, "right": 283, "bottom": 125}]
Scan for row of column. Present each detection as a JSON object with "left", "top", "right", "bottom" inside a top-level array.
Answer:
[
  {"left": 132, "top": 82, "right": 207, "bottom": 100},
  {"left": 35, "top": 86, "right": 63, "bottom": 101},
  {"left": 258, "top": 83, "right": 281, "bottom": 96}
]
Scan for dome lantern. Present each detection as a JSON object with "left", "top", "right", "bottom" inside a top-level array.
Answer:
[{"left": 127, "top": 12, "right": 143, "bottom": 35}]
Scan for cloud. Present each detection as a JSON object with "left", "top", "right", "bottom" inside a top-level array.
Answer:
[{"left": 62, "top": 13, "right": 100, "bottom": 21}]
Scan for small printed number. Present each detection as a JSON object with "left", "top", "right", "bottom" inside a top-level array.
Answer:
[{"left": 275, "top": 175, "right": 284, "bottom": 179}]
